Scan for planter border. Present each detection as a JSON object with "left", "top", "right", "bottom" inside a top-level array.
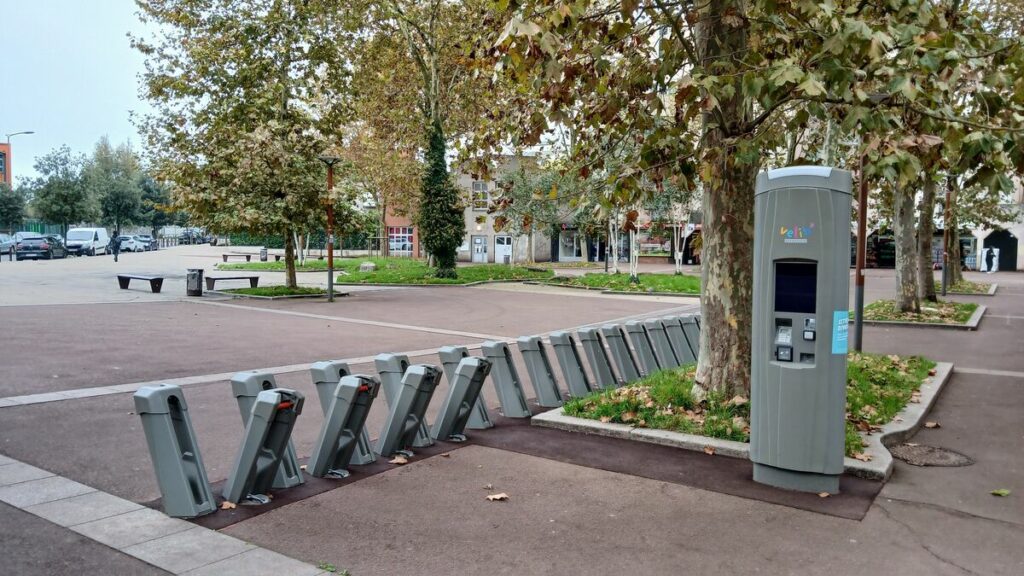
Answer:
[
  {"left": 207, "top": 289, "right": 339, "bottom": 300},
  {"left": 333, "top": 278, "right": 547, "bottom": 288},
  {"left": 947, "top": 283, "right": 997, "bottom": 296},
  {"left": 529, "top": 280, "right": 700, "bottom": 298},
  {"left": 860, "top": 304, "right": 985, "bottom": 331},
  {"left": 531, "top": 362, "right": 954, "bottom": 481}
]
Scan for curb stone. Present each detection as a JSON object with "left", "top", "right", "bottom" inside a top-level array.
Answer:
[
  {"left": 947, "top": 283, "right": 997, "bottom": 296},
  {"left": 531, "top": 362, "right": 954, "bottom": 481},
  {"left": 859, "top": 305, "right": 985, "bottom": 331}
]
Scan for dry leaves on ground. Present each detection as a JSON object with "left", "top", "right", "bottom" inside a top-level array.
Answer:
[
  {"left": 852, "top": 452, "right": 872, "bottom": 462},
  {"left": 991, "top": 489, "right": 1011, "bottom": 497},
  {"left": 703, "top": 445, "right": 716, "bottom": 456},
  {"left": 924, "top": 421, "right": 941, "bottom": 429},
  {"left": 818, "top": 492, "right": 831, "bottom": 498},
  {"left": 220, "top": 501, "right": 237, "bottom": 510},
  {"left": 927, "top": 368, "right": 937, "bottom": 376},
  {"left": 486, "top": 493, "right": 509, "bottom": 502},
  {"left": 441, "top": 453, "right": 451, "bottom": 458},
  {"left": 389, "top": 455, "right": 409, "bottom": 465}
]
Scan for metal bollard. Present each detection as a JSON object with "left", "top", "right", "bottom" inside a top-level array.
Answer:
[
  {"left": 307, "top": 375, "right": 380, "bottom": 478},
  {"left": 374, "top": 354, "right": 433, "bottom": 447},
  {"left": 548, "top": 331, "right": 596, "bottom": 397},
  {"left": 437, "top": 346, "right": 493, "bottom": 429},
  {"left": 600, "top": 325, "right": 642, "bottom": 383},
  {"left": 134, "top": 385, "right": 216, "bottom": 518},
  {"left": 376, "top": 365, "right": 442, "bottom": 458},
  {"left": 230, "top": 372, "right": 304, "bottom": 489},
  {"left": 644, "top": 318, "right": 680, "bottom": 369},
  {"left": 430, "top": 357, "right": 492, "bottom": 442},
  {"left": 480, "top": 341, "right": 532, "bottom": 418},
  {"left": 516, "top": 336, "right": 564, "bottom": 407},
  {"left": 222, "top": 389, "right": 304, "bottom": 504},
  {"left": 663, "top": 316, "right": 696, "bottom": 363},
  {"left": 310, "top": 361, "right": 375, "bottom": 465},
  {"left": 624, "top": 320, "right": 661, "bottom": 376},
  {"left": 577, "top": 328, "right": 619, "bottom": 389}
]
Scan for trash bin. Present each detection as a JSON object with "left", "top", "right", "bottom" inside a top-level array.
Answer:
[
  {"left": 260, "top": 247, "right": 268, "bottom": 262},
  {"left": 186, "top": 269, "right": 204, "bottom": 296},
  {"left": 503, "top": 255, "right": 511, "bottom": 264}
]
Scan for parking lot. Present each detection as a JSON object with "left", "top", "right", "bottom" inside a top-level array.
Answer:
[{"left": 0, "top": 246, "right": 1021, "bottom": 575}]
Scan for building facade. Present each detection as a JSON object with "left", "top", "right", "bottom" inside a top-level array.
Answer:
[{"left": 0, "top": 143, "right": 11, "bottom": 186}]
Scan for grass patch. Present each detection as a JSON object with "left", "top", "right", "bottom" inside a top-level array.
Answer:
[
  {"left": 220, "top": 259, "right": 330, "bottom": 272},
  {"left": 948, "top": 279, "right": 992, "bottom": 294},
  {"left": 335, "top": 258, "right": 553, "bottom": 284},
  {"left": 551, "top": 272, "right": 700, "bottom": 294},
  {"left": 223, "top": 285, "right": 325, "bottom": 297},
  {"left": 565, "top": 352, "right": 936, "bottom": 458},
  {"left": 863, "top": 299, "right": 977, "bottom": 324},
  {"left": 526, "top": 261, "right": 603, "bottom": 270}
]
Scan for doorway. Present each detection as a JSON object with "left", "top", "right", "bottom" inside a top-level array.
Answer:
[
  {"left": 983, "top": 230, "right": 1018, "bottom": 271},
  {"left": 495, "top": 235, "right": 513, "bottom": 264},
  {"left": 472, "top": 235, "right": 488, "bottom": 263}
]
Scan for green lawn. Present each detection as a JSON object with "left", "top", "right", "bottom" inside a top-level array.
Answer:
[
  {"left": 334, "top": 258, "right": 553, "bottom": 284},
  {"left": 863, "top": 299, "right": 978, "bottom": 324},
  {"left": 223, "top": 285, "right": 325, "bottom": 297},
  {"left": 565, "top": 353, "right": 936, "bottom": 458},
  {"left": 948, "top": 279, "right": 992, "bottom": 294},
  {"left": 220, "top": 259, "right": 331, "bottom": 272},
  {"left": 551, "top": 272, "right": 701, "bottom": 294}
]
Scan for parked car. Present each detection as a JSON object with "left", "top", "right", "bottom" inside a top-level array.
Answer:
[
  {"left": 16, "top": 233, "right": 69, "bottom": 260},
  {"left": 115, "top": 235, "right": 144, "bottom": 252},
  {"left": 0, "top": 234, "right": 14, "bottom": 259},
  {"left": 136, "top": 234, "right": 157, "bottom": 251},
  {"left": 66, "top": 227, "right": 110, "bottom": 256}
]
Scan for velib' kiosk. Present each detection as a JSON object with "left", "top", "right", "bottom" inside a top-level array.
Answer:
[{"left": 751, "top": 166, "right": 852, "bottom": 493}]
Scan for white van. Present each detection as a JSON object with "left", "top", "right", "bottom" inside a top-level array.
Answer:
[{"left": 66, "top": 228, "right": 110, "bottom": 256}]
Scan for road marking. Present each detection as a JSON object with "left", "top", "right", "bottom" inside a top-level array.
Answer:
[
  {"left": 955, "top": 367, "right": 1024, "bottom": 379},
  {"left": 0, "top": 304, "right": 699, "bottom": 409},
  {"left": 984, "top": 314, "right": 1024, "bottom": 320}
]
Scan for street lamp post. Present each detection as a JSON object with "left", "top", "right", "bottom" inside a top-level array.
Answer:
[
  {"left": 4, "top": 131, "right": 34, "bottom": 144},
  {"left": 318, "top": 154, "right": 341, "bottom": 303}
]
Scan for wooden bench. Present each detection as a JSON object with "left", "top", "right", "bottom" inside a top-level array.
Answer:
[
  {"left": 222, "top": 253, "right": 253, "bottom": 262},
  {"left": 117, "top": 275, "right": 164, "bottom": 293},
  {"left": 205, "top": 275, "right": 260, "bottom": 290}
]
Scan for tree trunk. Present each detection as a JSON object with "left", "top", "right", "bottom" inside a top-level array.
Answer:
[
  {"left": 945, "top": 179, "right": 964, "bottom": 285},
  {"left": 917, "top": 178, "right": 937, "bottom": 302},
  {"left": 694, "top": 0, "right": 756, "bottom": 397},
  {"left": 893, "top": 185, "right": 920, "bottom": 312},
  {"left": 284, "top": 229, "right": 298, "bottom": 288}
]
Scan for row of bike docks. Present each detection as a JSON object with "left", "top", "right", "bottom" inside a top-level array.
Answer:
[{"left": 135, "top": 313, "right": 702, "bottom": 518}]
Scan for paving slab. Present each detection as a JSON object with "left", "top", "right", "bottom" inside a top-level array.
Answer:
[
  {"left": 72, "top": 507, "right": 195, "bottom": 549},
  {"left": 25, "top": 489, "right": 143, "bottom": 527},
  {"left": 123, "top": 527, "right": 256, "bottom": 575},
  {"left": 0, "top": 461, "right": 54, "bottom": 486},
  {"left": 181, "top": 547, "right": 325, "bottom": 576},
  {"left": 223, "top": 445, "right": 1004, "bottom": 576},
  {"left": 0, "top": 475, "right": 95, "bottom": 507},
  {"left": 0, "top": 501, "right": 170, "bottom": 576}
]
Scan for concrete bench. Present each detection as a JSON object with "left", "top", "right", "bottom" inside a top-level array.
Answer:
[
  {"left": 222, "top": 253, "right": 252, "bottom": 262},
  {"left": 117, "top": 274, "right": 164, "bottom": 293},
  {"left": 206, "top": 275, "right": 260, "bottom": 290}
]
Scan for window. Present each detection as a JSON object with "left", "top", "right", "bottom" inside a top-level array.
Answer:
[
  {"left": 471, "top": 180, "right": 489, "bottom": 211},
  {"left": 387, "top": 226, "right": 414, "bottom": 257}
]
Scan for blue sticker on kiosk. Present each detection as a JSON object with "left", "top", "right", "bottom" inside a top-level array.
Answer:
[{"left": 832, "top": 311, "right": 849, "bottom": 354}]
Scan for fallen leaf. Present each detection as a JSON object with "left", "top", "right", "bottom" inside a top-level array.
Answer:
[
  {"left": 441, "top": 453, "right": 451, "bottom": 458},
  {"left": 818, "top": 492, "right": 831, "bottom": 498},
  {"left": 928, "top": 368, "right": 937, "bottom": 376},
  {"left": 300, "top": 465, "right": 307, "bottom": 471},
  {"left": 905, "top": 442, "right": 919, "bottom": 447},
  {"left": 991, "top": 489, "right": 1011, "bottom": 497},
  {"left": 924, "top": 421, "right": 940, "bottom": 429},
  {"left": 220, "top": 501, "right": 237, "bottom": 510},
  {"left": 728, "top": 395, "right": 748, "bottom": 407},
  {"left": 599, "top": 416, "right": 612, "bottom": 423},
  {"left": 621, "top": 411, "right": 637, "bottom": 423},
  {"left": 389, "top": 455, "right": 409, "bottom": 465},
  {"left": 484, "top": 483, "right": 493, "bottom": 490},
  {"left": 486, "top": 493, "right": 509, "bottom": 501},
  {"left": 703, "top": 445, "right": 716, "bottom": 456},
  {"left": 853, "top": 452, "right": 872, "bottom": 462}
]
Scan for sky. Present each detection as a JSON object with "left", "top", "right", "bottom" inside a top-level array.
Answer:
[{"left": 1, "top": 1, "right": 152, "bottom": 185}]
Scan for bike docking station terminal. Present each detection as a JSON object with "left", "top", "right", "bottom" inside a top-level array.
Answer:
[
  {"left": 430, "top": 357, "right": 493, "bottom": 442},
  {"left": 438, "top": 346, "right": 494, "bottom": 429},
  {"left": 750, "top": 165, "right": 852, "bottom": 494},
  {"left": 375, "top": 364, "right": 442, "bottom": 459},
  {"left": 230, "top": 372, "right": 304, "bottom": 489},
  {"left": 310, "top": 361, "right": 377, "bottom": 466},
  {"left": 307, "top": 374, "right": 381, "bottom": 479}
]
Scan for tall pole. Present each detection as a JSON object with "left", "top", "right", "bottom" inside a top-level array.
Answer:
[
  {"left": 853, "top": 153, "right": 868, "bottom": 352},
  {"left": 941, "top": 177, "right": 951, "bottom": 296},
  {"left": 326, "top": 163, "right": 335, "bottom": 303}
]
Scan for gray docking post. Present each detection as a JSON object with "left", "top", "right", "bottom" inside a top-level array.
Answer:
[
  {"left": 680, "top": 314, "right": 701, "bottom": 360},
  {"left": 375, "top": 354, "right": 433, "bottom": 447},
  {"left": 307, "top": 375, "right": 380, "bottom": 478},
  {"left": 644, "top": 318, "right": 680, "bottom": 369},
  {"left": 480, "top": 340, "right": 532, "bottom": 417},
  {"left": 599, "top": 325, "right": 642, "bottom": 383},
  {"left": 230, "top": 372, "right": 304, "bottom": 489},
  {"left": 663, "top": 317, "right": 696, "bottom": 364},
  {"left": 134, "top": 384, "right": 216, "bottom": 518},
  {"left": 624, "top": 320, "right": 661, "bottom": 375},
  {"left": 577, "top": 327, "right": 619, "bottom": 389},
  {"left": 310, "top": 361, "right": 375, "bottom": 465},
  {"left": 431, "top": 357, "right": 492, "bottom": 442},
  {"left": 437, "top": 346, "right": 493, "bottom": 429},
  {"left": 222, "top": 389, "right": 304, "bottom": 504},
  {"left": 548, "top": 331, "right": 596, "bottom": 397},
  {"left": 376, "top": 365, "right": 442, "bottom": 458},
  {"left": 516, "top": 336, "right": 564, "bottom": 407}
]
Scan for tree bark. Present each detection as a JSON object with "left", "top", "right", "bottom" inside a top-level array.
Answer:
[
  {"left": 893, "top": 185, "right": 920, "bottom": 312},
  {"left": 917, "top": 178, "right": 937, "bottom": 302},
  {"left": 284, "top": 229, "right": 298, "bottom": 288},
  {"left": 945, "top": 179, "right": 964, "bottom": 284},
  {"left": 694, "top": 0, "right": 756, "bottom": 397}
]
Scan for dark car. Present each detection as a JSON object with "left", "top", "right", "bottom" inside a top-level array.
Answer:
[
  {"left": 136, "top": 234, "right": 158, "bottom": 251},
  {"left": 16, "top": 233, "right": 69, "bottom": 260},
  {"left": 0, "top": 234, "right": 14, "bottom": 260}
]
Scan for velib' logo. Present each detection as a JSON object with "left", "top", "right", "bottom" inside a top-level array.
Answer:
[{"left": 780, "top": 223, "right": 814, "bottom": 244}]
